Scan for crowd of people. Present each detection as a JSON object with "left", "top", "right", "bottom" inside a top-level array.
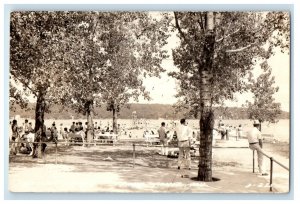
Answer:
[
  {"left": 10, "top": 119, "right": 35, "bottom": 155},
  {"left": 9, "top": 119, "right": 122, "bottom": 154},
  {"left": 9, "top": 117, "right": 267, "bottom": 177},
  {"left": 48, "top": 120, "right": 123, "bottom": 145}
]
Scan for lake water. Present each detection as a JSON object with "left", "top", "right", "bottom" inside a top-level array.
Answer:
[{"left": 187, "top": 119, "right": 290, "bottom": 143}]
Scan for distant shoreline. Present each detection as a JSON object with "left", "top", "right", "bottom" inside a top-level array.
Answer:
[{"left": 10, "top": 103, "right": 290, "bottom": 120}]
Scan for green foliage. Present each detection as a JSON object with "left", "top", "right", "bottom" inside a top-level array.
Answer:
[
  {"left": 98, "top": 12, "right": 171, "bottom": 115},
  {"left": 246, "top": 63, "right": 282, "bottom": 124},
  {"left": 10, "top": 11, "right": 82, "bottom": 130},
  {"left": 10, "top": 11, "right": 76, "bottom": 106},
  {"left": 45, "top": 12, "right": 172, "bottom": 116},
  {"left": 169, "top": 12, "right": 290, "bottom": 115},
  {"left": 10, "top": 12, "right": 171, "bottom": 122}
]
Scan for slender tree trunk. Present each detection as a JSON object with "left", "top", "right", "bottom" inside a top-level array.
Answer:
[
  {"left": 86, "top": 99, "right": 94, "bottom": 145},
  {"left": 198, "top": 12, "right": 216, "bottom": 181},
  {"left": 112, "top": 107, "right": 118, "bottom": 134},
  {"left": 259, "top": 122, "right": 262, "bottom": 131},
  {"left": 33, "top": 88, "right": 47, "bottom": 158}
]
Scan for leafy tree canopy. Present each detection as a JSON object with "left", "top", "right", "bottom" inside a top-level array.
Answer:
[{"left": 169, "top": 12, "right": 289, "bottom": 116}]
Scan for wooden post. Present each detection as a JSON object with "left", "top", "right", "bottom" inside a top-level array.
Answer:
[
  {"left": 55, "top": 142, "right": 58, "bottom": 165},
  {"left": 133, "top": 143, "right": 136, "bottom": 168},
  {"left": 270, "top": 157, "right": 273, "bottom": 192},
  {"left": 253, "top": 150, "right": 255, "bottom": 173}
]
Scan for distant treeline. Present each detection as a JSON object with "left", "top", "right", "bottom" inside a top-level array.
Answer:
[{"left": 9, "top": 103, "right": 290, "bottom": 120}]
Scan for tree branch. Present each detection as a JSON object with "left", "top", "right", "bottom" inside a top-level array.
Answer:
[
  {"left": 10, "top": 73, "right": 38, "bottom": 97},
  {"left": 216, "top": 28, "right": 240, "bottom": 42},
  {"left": 225, "top": 42, "right": 256, "bottom": 53},
  {"left": 174, "top": 12, "right": 202, "bottom": 67},
  {"left": 135, "top": 27, "right": 150, "bottom": 39},
  {"left": 198, "top": 12, "right": 205, "bottom": 31},
  {"left": 174, "top": 12, "right": 190, "bottom": 45}
]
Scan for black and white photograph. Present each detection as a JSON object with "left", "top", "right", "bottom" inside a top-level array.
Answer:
[{"left": 7, "top": 8, "right": 291, "bottom": 194}]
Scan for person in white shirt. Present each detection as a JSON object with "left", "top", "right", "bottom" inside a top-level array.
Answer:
[
  {"left": 237, "top": 124, "right": 243, "bottom": 139},
  {"left": 175, "top": 118, "right": 193, "bottom": 174},
  {"left": 59, "top": 123, "right": 64, "bottom": 140},
  {"left": 247, "top": 120, "right": 268, "bottom": 176}
]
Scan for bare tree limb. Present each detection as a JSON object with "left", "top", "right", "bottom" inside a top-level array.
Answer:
[
  {"left": 216, "top": 28, "right": 240, "bottom": 42},
  {"left": 225, "top": 43, "right": 256, "bottom": 53},
  {"left": 199, "top": 12, "right": 205, "bottom": 31}
]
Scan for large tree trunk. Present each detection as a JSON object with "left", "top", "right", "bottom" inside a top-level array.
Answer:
[
  {"left": 86, "top": 99, "right": 94, "bottom": 145},
  {"left": 33, "top": 88, "right": 47, "bottom": 158},
  {"left": 198, "top": 12, "right": 216, "bottom": 182},
  {"left": 112, "top": 106, "right": 118, "bottom": 134}
]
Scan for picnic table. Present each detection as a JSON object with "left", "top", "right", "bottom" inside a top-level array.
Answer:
[
  {"left": 68, "top": 132, "right": 84, "bottom": 143},
  {"left": 94, "top": 132, "right": 118, "bottom": 144},
  {"left": 144, "top": 133, "right": 160, "bottom": 145}
]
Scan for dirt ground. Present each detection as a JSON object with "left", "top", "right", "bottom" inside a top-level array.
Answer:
[{"left": 8, "top": 139, "right": 290, "bottom": 193}]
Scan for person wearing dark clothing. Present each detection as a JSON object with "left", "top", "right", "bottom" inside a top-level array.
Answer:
[
  {"left": 158, "top": 122, "right": 169, "bottom": 156},
  {"left": 11, "top": 120, "right": 20, "bottom": 154},
  {"left": 50, "top": 122, "right": 57, "bottom": 141},
  {"left": 28, "top": 122, "right": 34, "bottom": 133},
  {"left": 24, "top": 119, "right": 29, "bottom": 134},
  {"left": 70, "top": 122, "right": 75, "bottom": 133}
]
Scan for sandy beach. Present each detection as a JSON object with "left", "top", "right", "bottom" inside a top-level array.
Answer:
[{"left": 8, "top": 136, "right": 290, "bottom": 193}]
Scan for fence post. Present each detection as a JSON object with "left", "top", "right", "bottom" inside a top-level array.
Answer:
[
  {"left": 253, "top": 150, "right": 255, "bottom": 173},
  {"left": 133, "top": 143, "right": 135, "bottom": 168},
  {"left": 55, "top": 141, "right": 58, "bottom": 165},
  {"left": 270, "top": 157, "right": 273, "bottom": 192}
]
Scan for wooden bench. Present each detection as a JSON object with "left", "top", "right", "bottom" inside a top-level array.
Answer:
[{"left": 94, "top": 133, "right": 118, "bottom": 145}]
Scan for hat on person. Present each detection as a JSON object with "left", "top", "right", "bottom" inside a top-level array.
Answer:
[{"left": 253, "top": 120, "right": 260, "bottom": 125}]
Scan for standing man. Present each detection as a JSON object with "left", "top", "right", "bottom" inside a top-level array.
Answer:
[
  {"left": 28, "top": 122, "right": 34, "bottom": 133},
  {"left": 247, "top": 120, "right": 268, "bottom": 176},
  {"left": 175, "top": 118, "right": 193, "bottom": 176},
  {"left": 158, "top": 122, "right": 169, "bottom": 156},
  {"left": 84, "top": 122, "right": 88, "bottom": 137},
  {"left": 219, "top": 123, "right": 226, "bottom": 140},
  {"left": 75, "top": 122, "right": 79, "bottom": 131},
  {"left": 50, "top": 122, "right": 57, "bottom": 141},
  {"left": 225, "top": 125, "right": 230, "bottom": 140},
  {"left": 59, "top": 123, "right": 64, "bottom": 140},
  {"left": 70, "top": 122, "right": 75, "bottom": 133},
  {"left": 11, "top": 119, "right": 19, "bottom": 155},
  {"left": 237, "top": 124, "right": 243, "bottom": 139},
  {"left": 23, "top": 119, "right": 29, "bottom": 134}
]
